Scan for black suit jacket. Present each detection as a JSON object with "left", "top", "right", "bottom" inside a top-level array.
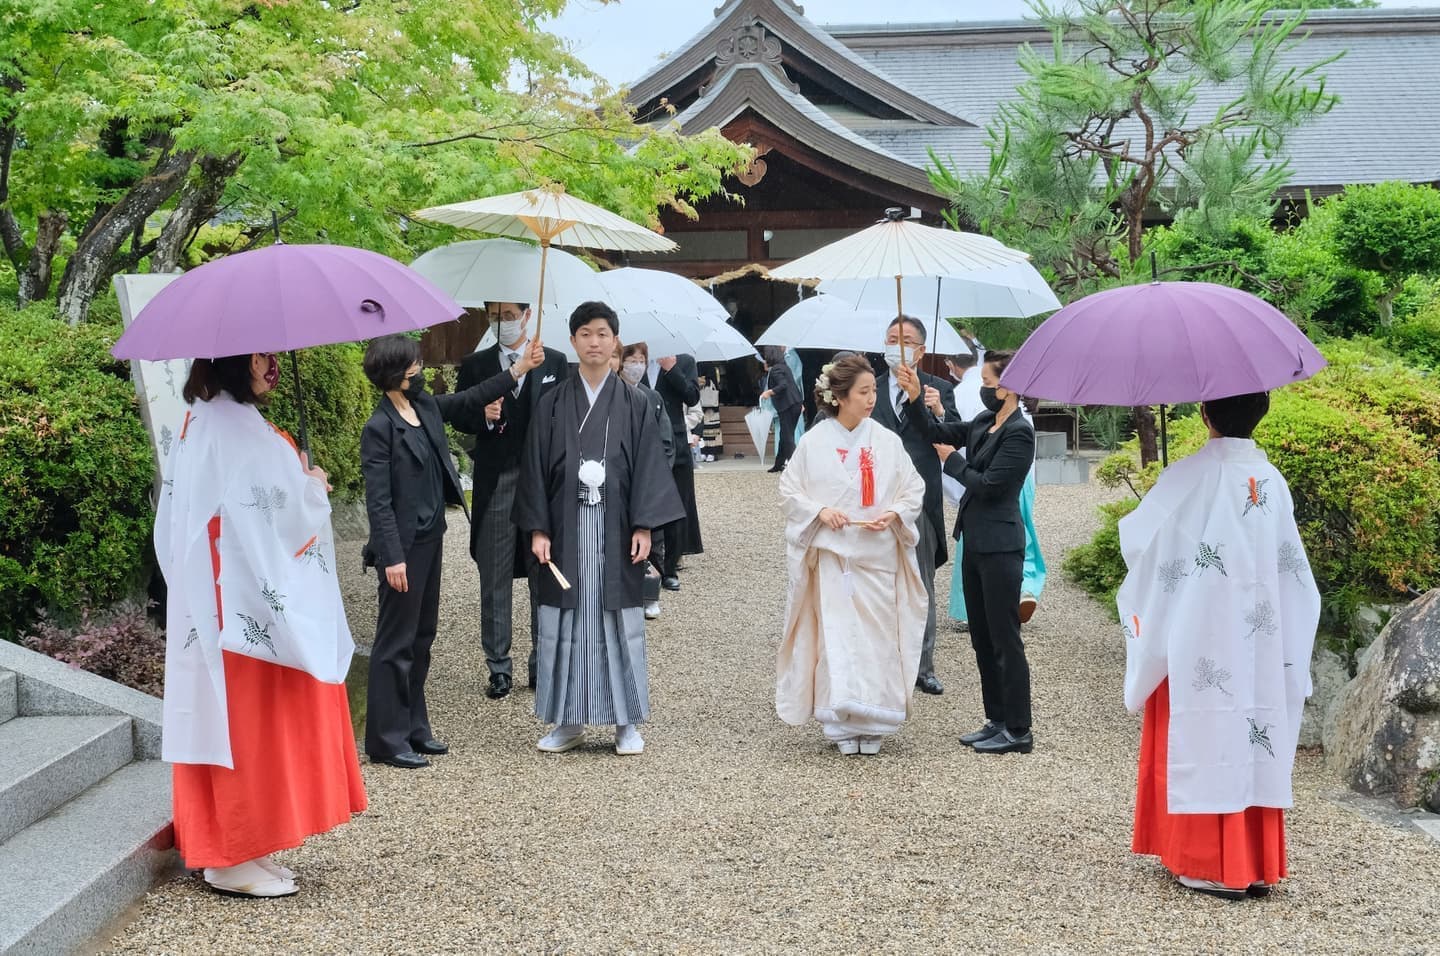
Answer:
[
  {"left": 763, "top": 362, "right": 802, "bottom": 414},
  {"left": 871, "top": 369, "right": 960, "bottom": 566},
  {"left": 361, "top": 369, "right": 517, "bottom": 570},
  {"left": 456, "top": 343, "right": 569, "bottom": 565},
  {"left": 930, "top": 411, "right": 1035, "bottom": 554},
  {"left": 650, "top": 354, "right": 701, "bottom": 451}
]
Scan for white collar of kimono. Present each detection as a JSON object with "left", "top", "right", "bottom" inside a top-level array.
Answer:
[{"left": 581, "top": 371, "right": 612, "bottom": 409}]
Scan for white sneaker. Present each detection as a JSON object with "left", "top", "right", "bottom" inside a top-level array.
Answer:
[
  {"left": 203, "top": 860, "right": 298, "bottom": 898},
  {"left": 256, "top": 855, "right": 296, "bottom": 881},
  {"left": 615, "top": 724, "right": 645, "bottom": 755},
  {"left": 835, "top": 738, "right": 860, "bottom": 755},
  {"left": 858, "top": 736, "right": 883, "bottom": 755},
  {"left": 644, "top": 601, "right": 661, "bottom": 620},
  {"left": 537, "top": 724, "right": 585, "bottom": 753}
]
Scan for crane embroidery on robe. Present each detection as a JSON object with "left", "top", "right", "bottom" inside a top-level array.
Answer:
[
  {"left": 160, "top": 424, "right": 174, "bottom": 457},
  {"left": 1194, "top": 541, "right": 1227, "bottom": 577},
  {"left": 242, "top": 485, "right": 288, "bottom": 525},
  {"left": 1243, "top": 599, "right": 1278, "bottom": 640},
  {"left": 1158, "top": 559, "right": 1189, "bottom": 593},
  {"left": 183, "top": 627, "right": 199, "bottom": 650},
  {"left": 1247, "top": 718, "right": 1275, "bottom": 757},
  {"left": 235, "top": 613, "right": 278, "bottom": 657},
  {"left": 261, "top": 581, "right": 287, "bottom": 620},
  {"left": 1192, "top": 657, "right": 1234, "bottom": 697},
  {"left": 296, "top": 536, "right": 329, "bottom": 574},
  {"left": 1277, "top": 541, "right": 1306, "bottom": 583},
  {"left": 1123, "top": 615, "right": 1140, "bottom": 641},
  {"left": 1243, "top": 476, "right": 1271, "bottom": 516}
]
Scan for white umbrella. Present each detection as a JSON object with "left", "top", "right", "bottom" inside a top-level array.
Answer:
[
  {"left": 767, "top": 209, "right": 1033, "bottom": 363},
  {"left": 819, "top": 261, "right": 1060, "bottom": 323},
  {"left": 757, "top": 293, "right": 976, "bottom": 355},
  {"left": 596, "top": 267, "right": 730, "bottom": 322},
  {"left": 745, "top": 407, "right": 775, "bottom": 465},
  {"left": 693, "top": 323, "right": 760, "bottom": 363},
  {"left": 412, "top": 185, "right": 676, "bottom": 341},
  {"left": 409, "top": 239, "right": 603, "bottom": 318}
]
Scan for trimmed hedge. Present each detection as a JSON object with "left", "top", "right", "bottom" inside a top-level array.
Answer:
[
  {"left": 265, "top": 343, "right": 373, "bottom": 501},
  {"left": 0, "top": 304, "right": 155, "bottom": 640}
]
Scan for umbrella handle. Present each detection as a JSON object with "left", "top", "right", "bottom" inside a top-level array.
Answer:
[
  {"left": 534, "top": 240, "right": 550, "bottom": 345},
  {"left": 894, "top": 275, "right": 906, "bottom": 366},
  {"left": 290, "top": 351, "right": 311, "bottom": 458}
]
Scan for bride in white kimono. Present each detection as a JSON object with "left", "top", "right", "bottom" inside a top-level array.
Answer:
[{"left": 776, "top": 354, "right": 928, "bottom": 755}]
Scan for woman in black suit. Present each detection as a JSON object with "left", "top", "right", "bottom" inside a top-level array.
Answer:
[
  {"left": 759, "top": 345, "right": 803, "bottom": 473},
  {"left": 923, "top": 350, "right": 1037, "bottom": 755},
  {"left": 360, "top": 334, "right": 542, "bottom": 768}
]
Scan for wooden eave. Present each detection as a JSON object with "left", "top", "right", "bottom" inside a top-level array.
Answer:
[{"left": 627, "top": 0, "right": 974, "bottom": 128}]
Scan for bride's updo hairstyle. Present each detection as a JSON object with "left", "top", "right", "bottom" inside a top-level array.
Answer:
[{"left": 814, "top": 354, "right": 874, "bottom": 418}]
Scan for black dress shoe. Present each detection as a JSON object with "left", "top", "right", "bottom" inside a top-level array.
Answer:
[
  {"left": 973, "top": 728, "right": 1034, "bottom": 754},
  {"left": 486, "top": 673, "right": 512, "bottom": 699},
  {"left": 960, "top": 720, "right": 1005, "bottom": 746},
  {"left": 373, "top": 751, "right": 429, "bottom": 769},
  {"left": 527, "top": 673, "right": 537, "bottom": 690},
  {"left": 766, "top": 466, "right": 783, "bottom": 473},
  {"left": 662, "top": 576, "right": 681, "bottom": 591},
  {"left": 915, "top": 674, "right": 944, "bottom": 695},
  {"left": 414, "top": 739, "right": 449, "bottom": 755}
]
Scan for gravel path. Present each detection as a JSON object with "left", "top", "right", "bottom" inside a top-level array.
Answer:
[{"left": 105, "top": 469, "right": 1440, "bottom": 955}]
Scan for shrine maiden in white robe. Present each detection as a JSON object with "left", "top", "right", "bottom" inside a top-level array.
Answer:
[
  {"left": 1118, "top": 437, "right": 1320, "bottom": 813},
  {"left": 777, "top": 417, "right": 928, "bottom": 740},
  {"left": 155, "top": 394, "right": 354, "bottom": 768}
]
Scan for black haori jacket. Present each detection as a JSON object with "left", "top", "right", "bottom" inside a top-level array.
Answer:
[{"left": 514, "top": 374, "right": 684, "bottom": 611}]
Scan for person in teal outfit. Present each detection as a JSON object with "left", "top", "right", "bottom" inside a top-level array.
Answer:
[{"left": 947, "top": 409, "right": 1047, "bottom": 625}]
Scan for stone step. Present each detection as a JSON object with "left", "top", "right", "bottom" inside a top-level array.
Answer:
[
  {"left": 0, "top": 669, "right": 15, "bottom": 725},
  {"left": 0, "top": 715, "right": 134, "bottom": 845},
  {"left": 1035, "top": 430, "right": 1069, "bottom": 460},
  {"left": 0, "top": 760, "right": 175, "bottom": 956}
]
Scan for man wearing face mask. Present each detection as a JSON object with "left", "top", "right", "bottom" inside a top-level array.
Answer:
[
  {"left": 646, "top": 352, "right": 703, "bottom": 590},
  {"left": 871, "top": 316, "right": 960, "bottom": 696},
  {"left": 456, "top": 301, "right": 571, "bottom": 700},
  {"left": 621, "top": 342, "right": 675, "bottom": 620}
]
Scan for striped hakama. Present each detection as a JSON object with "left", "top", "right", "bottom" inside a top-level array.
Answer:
[{"left": 534, "top": 490, "right": 650, "bottom": 726}]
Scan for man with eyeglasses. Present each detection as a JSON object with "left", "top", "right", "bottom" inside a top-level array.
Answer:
[{"left": 456, "top": 301, "right": 570, "bottom": 700}]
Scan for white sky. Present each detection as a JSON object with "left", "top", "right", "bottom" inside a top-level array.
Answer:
[{"left": 545, "top": 0, "right": 1426, "bottom": 87}]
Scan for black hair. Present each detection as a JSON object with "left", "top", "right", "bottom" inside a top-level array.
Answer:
[
  {"left": 760, "top": 345, "right": 787, "bottom": 367},
  {"left": 569, "top": 300, "right": 619, "bottom": 336},
  {"left": 183, "top": 355, "right": 264, "bottom": 405},
  {"left": 622, "top": 341, "right": 650, "bottom": 362},
  {"left": 948, "top": 352, "right": 978, "bottom": 370},
  {"left": 485, "top": 301, "right": 531, "bottom": 312},
  {"left": 887, "top": 315, "right": 927, "bottom": 344},
  {"left": 815, "top": 354, "right": 876, "bottom": 417},
  {"left": 363, "top": 334, "right": 422, "bottom": 392},
  {"left": 1202, "top": 392, "right": 1270, "bottom": 439},
  {"left": 984, "top": 349, "right": 1016, "bottom": 378}
]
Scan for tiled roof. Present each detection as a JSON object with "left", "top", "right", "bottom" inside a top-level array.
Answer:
[{"left": 824, "top": 11, "right": 1440, "bottom": 189}]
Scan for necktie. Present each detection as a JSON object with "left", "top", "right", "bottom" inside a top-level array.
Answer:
[
  {"left": 507, "top": 351, "right": 522, "bottom": 396},
  {"left": 894, "top": 388, "right": 907, "bottom": 426}
]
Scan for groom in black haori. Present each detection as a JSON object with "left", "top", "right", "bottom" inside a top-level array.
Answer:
[{"left": 515, "top": 301, "right": 683, "bottom": 756}]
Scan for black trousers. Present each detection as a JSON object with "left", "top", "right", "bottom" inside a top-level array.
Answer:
[
  {"left": 773, "top": 405, "right": 801, "bottom": 469},
  {"left": 661, "top": 447, "right": 701, "bottom": 575},
  {"left": 960, "top": 546, "right": 1031, "bottom": 731},
  {"left": 367, "top": 532, "right": 443, "bottom": 758}
]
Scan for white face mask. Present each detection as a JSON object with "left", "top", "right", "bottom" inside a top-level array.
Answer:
[
  {"left": 621, "top": 361, "right": 646, "bottom": 385},
  {"left": 497, "top": 318, "right": 526, "bottom": 347},
  {"left": 883, "top": 344, "right": 906, "bottom": 370}
]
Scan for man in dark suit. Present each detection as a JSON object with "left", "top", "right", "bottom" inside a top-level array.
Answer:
[
  {"left": 455, "top": 301, "right": 570, "bottom": 700},
  {"left": 871, "top": 316, "right": 960, "bottom": 696},
  {"left": 926, "top": 350, "right": 1037, "bottom": 754},
  {"left": 759, "top": 345, "right": 803, "bottom": 473},
  {"left": 648, "top": 352, "right": 702, "bottom": 590}
]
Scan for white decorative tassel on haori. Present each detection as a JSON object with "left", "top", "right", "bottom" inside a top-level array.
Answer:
[{"left": 578, "top": 458, "right": 606, "bottom": 505}]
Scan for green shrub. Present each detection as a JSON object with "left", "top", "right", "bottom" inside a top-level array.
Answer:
[
  {"left": 0, "top": 303, "right": 156, "bottom": 640},
  {"left": 1072, "top": 344, "right": 1440, "bottom": 663},
  {"left": 1062, "top": 498, "right": 1138, "bottom": 619},
  {"left": 265, "top": 343, "right": 373, "bottom": 501},
  {"left": 1383, "top": 299, "right": 1440, "bottom": 371}
]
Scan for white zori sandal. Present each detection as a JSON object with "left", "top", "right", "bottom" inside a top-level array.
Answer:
[{"left": 203, "top": 859, "right": 298, "bottom": 898}]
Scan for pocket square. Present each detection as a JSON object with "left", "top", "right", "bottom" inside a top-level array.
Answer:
[{"left": 542, "top": 374, "right": 557, "bottom": 383}]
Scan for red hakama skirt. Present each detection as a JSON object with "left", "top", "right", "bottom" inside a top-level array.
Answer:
[
  {"left": 1132, "top": 679, "right": 1287, "bottom": 888},
  {"left": 171, "top": 515, "right": 367, "bottom": 870}
]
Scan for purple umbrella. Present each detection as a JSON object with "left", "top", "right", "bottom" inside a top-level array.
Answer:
[
  {"left": 112, "top": 243, "right": 463, "bottom": 452},
  {"left": 112, "top": 243, "right": 463, "bottom": 360},
  {"left": 1001, "top": 281, "right": 1326, "bottom": 405}
]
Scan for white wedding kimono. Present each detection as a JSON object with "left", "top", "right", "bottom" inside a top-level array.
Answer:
[
  {"left": 154, "top": 395, "right": 354, "bottom": 768},
  {"left": 1118, "top": 438, "right": 1320, "bottom": 813},
  {"left": 777, "top": 417, "right": 928, "bottom": 740}
]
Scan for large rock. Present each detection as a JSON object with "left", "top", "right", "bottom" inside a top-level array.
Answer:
[
  {"left": 1299, "top": 647, "right": 1349, "bottom": 749},
  {"left": 1324, "top": 589, "right": 1440, "bottom": 812}
]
